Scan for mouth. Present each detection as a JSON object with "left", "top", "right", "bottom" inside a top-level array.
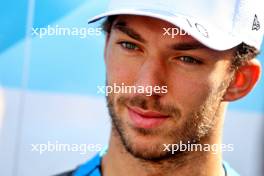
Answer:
[{"left": 127, "top": 105, "right": 170, "bottom": 129}]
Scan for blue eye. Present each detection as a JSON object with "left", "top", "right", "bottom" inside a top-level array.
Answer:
[
  {"left": 177, "top": 56, "right": 202, "bottom": 64},
  {"left": 119, "top": 41, "right": 139, "bottom": 50}
]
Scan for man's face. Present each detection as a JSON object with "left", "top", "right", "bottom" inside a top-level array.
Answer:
[{"left": 104, "top": 15, "right": 235, "bottom": 161}]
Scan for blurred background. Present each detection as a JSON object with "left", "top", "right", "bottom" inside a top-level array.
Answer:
[{"left": 0, "top": 0, "right": 263, "bottom": 175}]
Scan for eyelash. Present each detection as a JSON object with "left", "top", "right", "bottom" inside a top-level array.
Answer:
[
  {"left": 118, "top": 41, "right": 140, "bottom": 51},
  {"left": 176, "top": 56, "right": 203, "bottom": 65}
]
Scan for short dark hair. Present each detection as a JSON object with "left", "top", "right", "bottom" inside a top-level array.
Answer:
[
  {"left": 232, "top": 43, "right": 259, "bottom": 69},
  {"left": 101, "top": 16, "right": 260, "bottom": 68},
  {"left": 102, "top": 15, "right": 117, "bottom": 33}
]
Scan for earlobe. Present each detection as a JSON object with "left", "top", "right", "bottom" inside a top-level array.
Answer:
[{"left": 223, "top": 59, "right": 261, "bottom": 102}]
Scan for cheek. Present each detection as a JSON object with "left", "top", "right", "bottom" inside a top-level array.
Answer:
[
  {"left": 105, "top": 43, "right": 140, "bottom": 85},
  {"left": 166, "top": 59, "right": 230, "bottom": 110},
  {"left": 166, "top": 73, "right": 214, "bottom": 112}
]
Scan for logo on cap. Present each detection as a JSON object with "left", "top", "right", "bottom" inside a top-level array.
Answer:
[{"left": 252, "top": 14, "right": 260, "bottom": 31}]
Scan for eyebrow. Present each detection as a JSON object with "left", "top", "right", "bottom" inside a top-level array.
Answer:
[
  {"left": 170, "top": 42, "right": 207, "bottom": 51},
  {"left": 113, "top": 21, "right": 146, "bottom": 43},
  {"left": 113, "top": 20, "right": 207, "bottom": 51}
]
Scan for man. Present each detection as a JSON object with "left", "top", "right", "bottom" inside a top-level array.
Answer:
[{"left": 57, "top": 0, "right": 263, "bottom": 175}]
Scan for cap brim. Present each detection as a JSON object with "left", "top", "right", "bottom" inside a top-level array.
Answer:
[{"left": 88, "top": 9, "right": 242, "bottom": 51}]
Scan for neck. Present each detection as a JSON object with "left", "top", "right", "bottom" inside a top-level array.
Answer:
[{"left": 102, "top": 104, "right": 227, "bottom": 176}]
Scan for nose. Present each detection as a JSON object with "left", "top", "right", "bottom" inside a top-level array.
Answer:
[{"left": 134, "top": 57, "right": 167, "bottom": 97}]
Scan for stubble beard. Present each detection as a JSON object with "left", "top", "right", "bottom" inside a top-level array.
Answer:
[{"left": 106, "top": 80, "right": 229, "bottom": 162}]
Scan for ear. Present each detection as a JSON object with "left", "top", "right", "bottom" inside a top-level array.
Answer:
[{"left": 223, "top": 59, "right": 261, "bottom": 101}]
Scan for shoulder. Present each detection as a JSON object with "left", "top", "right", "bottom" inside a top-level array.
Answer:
[{"left": 55, "top": 153, "right": 102, "bottom": 176}]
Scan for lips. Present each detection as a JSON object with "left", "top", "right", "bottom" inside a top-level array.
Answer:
[{"left": 127, "top": 106, "right": 169, "bottom": 129}]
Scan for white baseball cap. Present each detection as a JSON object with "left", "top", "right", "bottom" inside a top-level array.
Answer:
[{"left": 88, "top": 0, "right": 263, "bottom": 51}]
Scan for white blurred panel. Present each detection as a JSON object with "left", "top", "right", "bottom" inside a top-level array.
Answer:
[{"left": 0, "top": 88, "right": 110, "bottom": 176}]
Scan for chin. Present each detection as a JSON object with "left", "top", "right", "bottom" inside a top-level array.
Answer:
[{"left": 120, "top": 128, "right": 173, "bottom": 160}]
